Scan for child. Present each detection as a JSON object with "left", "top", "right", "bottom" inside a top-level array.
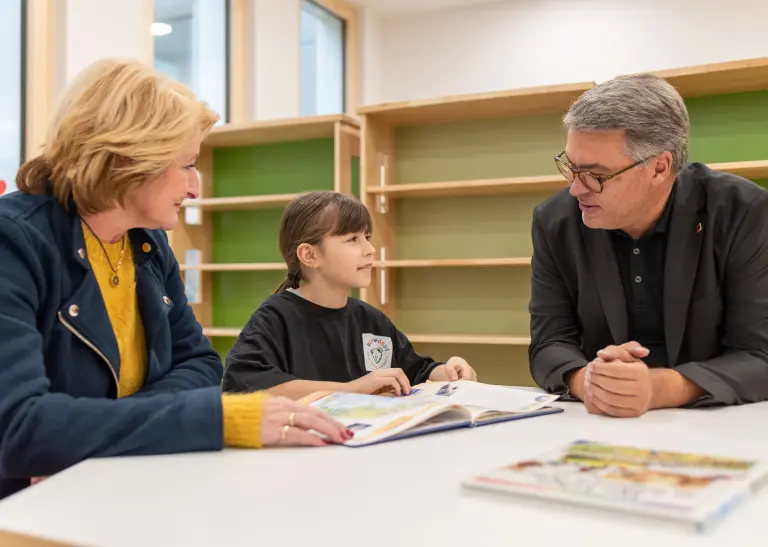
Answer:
[{"left": 222, "top": 191, "right": 478, "bottom": 400}]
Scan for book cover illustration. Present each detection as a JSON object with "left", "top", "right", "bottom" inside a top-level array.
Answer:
[{"left": 467, "top": 440, "right": 761, "bottom": 518}]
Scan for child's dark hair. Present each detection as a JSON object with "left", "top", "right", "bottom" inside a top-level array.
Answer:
[{"left": 274, "top": 191, "right": 373, "bottom": 293}]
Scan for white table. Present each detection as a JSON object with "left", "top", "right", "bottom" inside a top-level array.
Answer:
[{"left": 1, "top": 400, "right": 767, "bottom": 547}]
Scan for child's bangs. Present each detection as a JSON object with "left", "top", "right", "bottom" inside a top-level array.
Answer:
[{"left": 326, "top": 195, "right": 372, "bottom": 236}]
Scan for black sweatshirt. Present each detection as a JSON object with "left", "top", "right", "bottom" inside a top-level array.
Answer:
[{"left": 222, "top": 290, "right": 443, "bottom": 393}]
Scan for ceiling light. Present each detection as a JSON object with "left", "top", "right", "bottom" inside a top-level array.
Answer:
[{"left": 151, "top": 22, "right": 173, "bottom": 36}]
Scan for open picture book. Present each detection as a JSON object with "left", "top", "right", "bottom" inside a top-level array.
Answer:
[
  {"left": 301, "top": 380, "right": 563, "bottom": 447},
  {"left": 462, "top": 440, "right": 768, "bottom": 533}
]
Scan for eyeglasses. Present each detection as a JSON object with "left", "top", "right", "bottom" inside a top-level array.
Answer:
[{"left": 554, "top": 151, "right": 650, "bottom": 193}]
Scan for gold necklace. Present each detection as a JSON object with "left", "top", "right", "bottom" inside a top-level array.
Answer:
[{"left": 82, "top": 219, "right": 126, "bottom": 287}]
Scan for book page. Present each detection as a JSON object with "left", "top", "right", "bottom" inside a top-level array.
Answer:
[
  {"left": 309, "top": 392, "right": 457, "bottom": 445},
  {"left": 407, "top": 380, "right": 559, "bottom": 415}
]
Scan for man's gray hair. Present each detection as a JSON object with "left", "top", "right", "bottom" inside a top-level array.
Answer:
[{"left": 563, "top": 74, "right": 690, "bottom": 174}]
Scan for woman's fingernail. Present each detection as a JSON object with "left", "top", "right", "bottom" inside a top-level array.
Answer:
[{"left": 346, "top": 429, "right": 355, "bottom": 437}]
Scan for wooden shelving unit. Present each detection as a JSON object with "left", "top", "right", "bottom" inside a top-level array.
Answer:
[
  {"left": 171, "top": 114, "right": 360, "bottom": 355},
  {"left": 357, "top": 58, "right": 768, "bottom": 387},
  {"left": 358, "top": 81, "right": 595, "bottom": 386},
  {"left": 642, "top": 57, "right": 768, "bottom": 99}
]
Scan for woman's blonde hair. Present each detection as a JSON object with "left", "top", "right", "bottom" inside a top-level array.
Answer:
[{"left": 17, "top": 58, "right": 220, "bottom": 213}]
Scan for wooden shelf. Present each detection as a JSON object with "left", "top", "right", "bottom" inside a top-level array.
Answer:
[
  {"left": 357, "top": 82, "right": 595, "bottom": 125},
  {"left": 366, "top": 174, "right": 566, "bottom": 199},
  {"left": 708, "top": 160, "right": 768, "bottom": 180},
  {"left": 203, "top": 328, "right": 242, "bottom": 338},
  {"left": 180, "top": 263, "right": 287, "bottom": 272},
  {"left": 365, "top": 160, "right": 768, "bottom": 201},
  {"left": 643, "top": 58, "right": 768, "bottom": 98},
  {"left": 182, "top": 258, "right": 531, "bottom": 272},
  {"left": 407, "top": 334, "right": 531, "bottom": 346},
  {"left": 181, "top": 193, "right": 302, "bottom": 211},
  {"left": 202, "top": 328, "right": 530, "bottom": 346},
  {"left": 373, "top": 258, "right": 531, "bottom": 268},
  {"left": 204, "top": 114, "right": 359, "bottom": 148}
]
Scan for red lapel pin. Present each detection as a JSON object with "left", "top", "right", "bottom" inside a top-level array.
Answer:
[{"left": 696, "top": 222, "right": 703, "bottom": 234}]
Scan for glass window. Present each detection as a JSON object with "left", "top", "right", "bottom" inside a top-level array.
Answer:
[
  {"left": 153, "top": 0, "right": 228, "bottom": 124},
  {"left": 0, "top": 1, "right": 25, "bottom": 194},
  {"left": 301, "top": 0, "right": 345, "bottom": 116}
]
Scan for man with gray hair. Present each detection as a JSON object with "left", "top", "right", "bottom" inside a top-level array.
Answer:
[{"left": 528, "top": 74, "right": 768, "bottom": 417}]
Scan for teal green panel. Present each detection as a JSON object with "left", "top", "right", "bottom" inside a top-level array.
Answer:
[
  {"left": 394, "top": 115, "right": 564, "bottom": 184},
  {"left": 351, "top": 156, "right": 361, "bottom": 197},
  {"left": 213, "top": 209, "right": 285, "bottom": 263},
  {"left": 213, "top": 337, "right": 238, "bottom": 362},
  {"left": 687, "top": 90, "right": 768, "bottom": 163},
  {"left": 212, "top": 138, "right": 336, "bottom": 197},
  {"left": 411, "top": 344, "right": 533, "bottom": 387},
  {"left": 396, "top": 193, "right": 556, "bottom": 259},
  {"left": 395, "top": 268, "right": 531, "bottom": 336},
  {"left": 213, "top": 270, "right": 286, "bottom": 327}
]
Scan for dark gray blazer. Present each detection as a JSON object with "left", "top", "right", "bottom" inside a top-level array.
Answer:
[{"left": 528, "top": 162, "right": 768, "bottom": 407}]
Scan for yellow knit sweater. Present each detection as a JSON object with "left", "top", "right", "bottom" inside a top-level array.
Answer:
[{"left": 83, "top": 224, "right": 268, "bottom": 448}]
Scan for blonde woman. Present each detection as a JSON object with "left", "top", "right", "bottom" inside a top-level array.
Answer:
[{"left": 0, "top": 59, "right": 350, "bottom": 499}]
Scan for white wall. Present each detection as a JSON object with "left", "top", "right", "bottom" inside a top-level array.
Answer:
[
  {"left": 253, "top": 0, "right": 301, "bottom": 120},
  {"left": 366, "top": 0, "right": 768, "bottom": 105},
  {"left": 62, "top": 0, "right": 151, "bottom": 93},
  {"left": 0, "top": 0, "right": 23, "bottom": 192}
]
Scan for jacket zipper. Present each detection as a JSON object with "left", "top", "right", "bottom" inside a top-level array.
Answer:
[{"left": 57, "top": 311, "right": 119, "bottom": 392}]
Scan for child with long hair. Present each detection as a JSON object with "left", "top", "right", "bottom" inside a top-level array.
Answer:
[{"left": 222, "top": 191, "right": 477, "bottom": 400}]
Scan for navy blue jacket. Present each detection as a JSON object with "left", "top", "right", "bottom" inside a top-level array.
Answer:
[{"left": 0, "top": 191, "right": 225, "bottom": 499}]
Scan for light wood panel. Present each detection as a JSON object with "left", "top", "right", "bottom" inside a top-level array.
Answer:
[
  {"left": 229, "top": 0, "right": 255, "bottom": 123},
  {"left": 408, "top": 334, "right": 530, "bottom": 345},
  {"left": 357, "top": 82, "right": 595, "bottom": 125},
  {"left": 204, "top": 114, "right": 359, "bottom": 148},
  {"left": 0, "top": 530, "right": 76, "bottom": 547},
  {"left": 374, "top": 258, "right": 531, "bottom": 268},
  {"left": 180, "top": 263, "right": 287, "bottom": 271},
  {"left": 645, "top": 57, "right": 768, "bottom": 98},
  {"left": 363, "top": 159, "right": 768, "bottom": 200},
  {"left": 182, "top": 193, "right": 303, "bottom": 211},
  {"left": 360, "top": 116, "right": 398, "bottom": 318},
  {"left": 366, "top": 175, "right": 566, "bottom": 198},
  {"left": 25, "top": 0, "right": 63, "bottom": 160},
  {"left": 710, "top": 160, "right": 768, "bottom": 180},
  {"left": 203, "top": 327, "right": 241, "bottom": 337},
  {"left": 173, "top": 147, "right": 214, "bottom": 327}
]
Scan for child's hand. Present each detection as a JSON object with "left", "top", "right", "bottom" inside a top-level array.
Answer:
[
  {"left": 348, "top": 369, "right": 412, "bottom": 396},
  {"left": 429, "top": 357, "right": 478, "bottom": 382}
]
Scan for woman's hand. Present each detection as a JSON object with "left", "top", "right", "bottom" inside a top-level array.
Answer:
[
  {"left": 260, "top": 396, "right": 352, "bottom": 447},
  {"left": 348, "top": 368, "right": 412, "bottom": 396},
  {"left": 429, "top": 357, "right": 478, "bottom": 382}
]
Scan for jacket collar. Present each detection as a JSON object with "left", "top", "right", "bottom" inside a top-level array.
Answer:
[
  {"left": 581, "top": 166, "right": 707, "bottom": 363},
  {"left": 68, "top": 206, "right": 162, "bottom": 269}
]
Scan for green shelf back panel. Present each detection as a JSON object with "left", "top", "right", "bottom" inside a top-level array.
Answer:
[
  {"left": 212, "top": 270, "right": 286, "bottom": 327},
  {"left": 411, "top": 343, "right": 534, "bottom": 386},
  {"left": 394, "top": 267, "right": 531, "bottom": 336},
  {"left": 351, "top": 156, "right": 361, "bottom": 197},
  {"left": 386, "top": 89, "right": 768, "bottom": 385},
  {"left": 213, "top": 209, "right": 286, "bottom": 263},
  {"left": 211, "top": 138, "right": 336, "bottom": 197},
  {"left": 687, "top": 90, "right": 768, "bottom": 163},
  {"left": 396, "top": 191, "right": 558, "bottom": 259},
  {"left": 213, "top": 337, "right": 239, "bottom": 361},
  {"left": 395, "top": 114, "right": 564, "bottom": 184},
  {"left": 207, "top": 138, "right": 363, "bottom": 358}
]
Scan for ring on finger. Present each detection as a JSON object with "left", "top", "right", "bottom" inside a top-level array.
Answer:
[
  {"left": 288, "top": 411, "right": 295, "bottom": 427},
  {"left": 281, "top": 424, "right": 290, "bottom": 442}
]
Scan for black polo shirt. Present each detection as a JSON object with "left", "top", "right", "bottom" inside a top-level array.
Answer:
[{"left": 610, "top": 186, "right": 675, "bottom": 367}]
